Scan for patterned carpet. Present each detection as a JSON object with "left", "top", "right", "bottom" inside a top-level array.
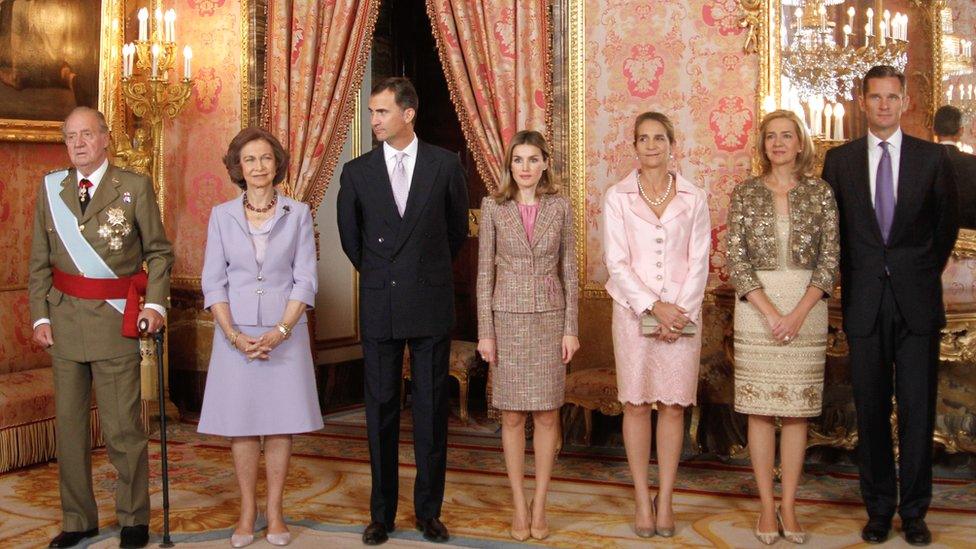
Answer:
[{"left": 1, "top": 406, "right": 974, "bottom": 548}]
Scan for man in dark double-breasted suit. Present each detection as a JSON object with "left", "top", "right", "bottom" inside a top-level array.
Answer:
[
  {"left": 821, "top": 66, "right": 958, "bottom": 546},
  {"left": 336, "top": 77, "right": 469, "bottom": 545}
]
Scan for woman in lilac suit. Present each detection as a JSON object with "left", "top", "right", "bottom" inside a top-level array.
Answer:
[
  {"left": 603, "top": 112, "right": 711, "bottom": 538},
  {"left": 198, "top": 127, "right": 323, "bottom": 547}
]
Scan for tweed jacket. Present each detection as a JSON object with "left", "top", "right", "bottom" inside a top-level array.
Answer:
[
  {"left": 28, "top": 164, "right": 174, "bottom": 362},
  {"left": 603, "top": 170, "right": 711, "bottom": 321},
  {"left": 201, "top": 195, "right": 317, "bottom": 327},
  {"left": 476, "top": 194, "right": 579, "bottom": 339},
  {"left": 725, "top": 175, "right": 840, "bottom": 301}
]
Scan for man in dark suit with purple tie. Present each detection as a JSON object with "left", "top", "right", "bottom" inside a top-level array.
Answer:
[{"left": 821, "top": 66, "right": 958, "bottom": 546}]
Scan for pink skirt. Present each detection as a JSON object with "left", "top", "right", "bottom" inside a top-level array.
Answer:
[{"left": 611, "top": 301, "right": 701, "bottom": 406}]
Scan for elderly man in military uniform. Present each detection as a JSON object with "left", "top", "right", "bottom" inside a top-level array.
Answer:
[{"left": 28, "top": 106, "right": 173, "bottom": 549}]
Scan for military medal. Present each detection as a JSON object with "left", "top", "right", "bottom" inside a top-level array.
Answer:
[
  {"left": 122, "top": 191, "right": 132, "bottom": 203},
  {"left": 98, "top": 207, "right": 132, "bottom": 251}
]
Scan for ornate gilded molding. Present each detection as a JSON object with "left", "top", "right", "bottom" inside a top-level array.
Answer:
[
  {"left": 565, "top": 0, "right": 592, "bottom": 297},
  {"left": 940, "top": 320, "right": 976, "bottom": 363},
  {"left": 953, "top": 229, "right": 976, "bottom": 260}
]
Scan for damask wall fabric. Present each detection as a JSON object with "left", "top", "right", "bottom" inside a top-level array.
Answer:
[
  {"left": 265, "top": 0, "right": 380, "bottom": 208},
  {"left": 583, "top": 0, "right": 756, "bottom": 287},
  {"left": 163, "top": 0, "right": 247, "bottom": 281},
  {"left": 0, "top": 143, "right": 65, "bottom": 373},
  {"left": 427, "top": 0, "right": 551, "bottom": 190}
]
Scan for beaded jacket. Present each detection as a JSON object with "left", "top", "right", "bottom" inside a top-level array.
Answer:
[{"left": 725, "top": 175, "right": 840, "bottom": 300}]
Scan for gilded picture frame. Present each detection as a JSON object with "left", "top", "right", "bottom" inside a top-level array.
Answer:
[{"left": 0, "top": 0, "right": 124, "bottom": 142}]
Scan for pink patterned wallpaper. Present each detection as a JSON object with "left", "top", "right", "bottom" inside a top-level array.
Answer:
[
  {"left": 162, "top": 0, "right": 244, "bottom": 281},
  {"left": 583, "top": 0, "right": 756, "bottom": 287}
]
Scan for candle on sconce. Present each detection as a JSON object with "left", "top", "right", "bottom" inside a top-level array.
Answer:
[
  {"left": 151, "top": 43, "right": 160, "bottom": 78},
  {"left": 137, "top": 8, "right": 148, "bottom": 41},
  {"left": 880, "top": 22, "right": 887, "bottom": 46},
  {"left": 866, "top": 8, "right": 874, "bottom": 35},
  {"left": 795, "top": 7, "right": 803, "bottom": 30},
  {"left": 819, "top": 4, "right": 827, "bottom": 30},
  {"left": 843, "top": 24, "right": 851, "bottom": 48},
  {"left": 865, "top": 23, "right": 872, "bottom": 46},
  {"left": 824, "top": 103, "right": 833, "bottom": 141},
  {"left": 834, "top": 104, "right": 845, "bottom": 141},
  {"left": 164, "top": 10, "right": 175, "bottom": 43},
  {"left": 183, "top": 46, "right": 193, "bottom": 80},
  {"left": 847, "top": 6, "right": 855, "bottom": 30},
  {"left": 948, "top": 84, "right": 955, "bottom": 102}
]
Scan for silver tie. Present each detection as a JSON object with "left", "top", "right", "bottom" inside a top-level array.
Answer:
[{"left": 391, "top": 151, "right": 409, "bottom": 217}]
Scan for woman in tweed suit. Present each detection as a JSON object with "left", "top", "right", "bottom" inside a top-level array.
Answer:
[{"left": 477, "top": 130, "right": 580, "bottom": 541}]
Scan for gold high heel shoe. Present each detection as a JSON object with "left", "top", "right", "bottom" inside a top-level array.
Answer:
[
  {"left": 755, "top": 514, "right": 780, "bottom": 545},
  {"left": 634, "top": 499, "right": 655, "bottom": 538},
  {"left": 777, "top": 508, "right": 808, "bottom": 544},
  {"left": 653, "top": 495, "right": 675, "bottom": 537}
]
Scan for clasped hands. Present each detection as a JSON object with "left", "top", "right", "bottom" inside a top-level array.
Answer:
[
  {"left": 649, "top": 301, "right": 689, "bottom": 343},
  {"left": 764, "top": 308, "right": 805, "bottom": 344},
  {"left": 232, "top": 328, "right": 286, "bottom": 361}
]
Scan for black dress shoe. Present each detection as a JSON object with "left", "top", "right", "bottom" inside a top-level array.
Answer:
[
  {"left": 119, "top": 525, "right": 149, "bottom": 548},
  {"left": 861, "top": 519, "right": 891, "bottom": 544},
  {"left": 415, "top": 517, "right": 449, "bottom": 543},
  {"left": 362, "top": 522, "right": 390, "bottom": 545},
  {"left": 902, "top": 518, "right": 932, "bottom": 546},
  {"left": 49, "top": 528, "right": 98, "bottom": 548}
]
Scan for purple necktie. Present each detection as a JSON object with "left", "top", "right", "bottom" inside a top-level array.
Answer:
[{"left": 875, "top": 141, "right": 895, "bottom": 242}]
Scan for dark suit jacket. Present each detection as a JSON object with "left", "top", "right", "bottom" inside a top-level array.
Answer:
[
  {"left": 336, "top": 140, "right": 469, "bottom": 339},
  {"left": 943, "top": 144, "right": 976, "bottom": 229},
  {"left": 821, "top": 134, "right": 958, "bottom": 336}
]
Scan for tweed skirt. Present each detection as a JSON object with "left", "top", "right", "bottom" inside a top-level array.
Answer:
[{"left": 490, "top": 310, "right": 566, "bottom": 411}]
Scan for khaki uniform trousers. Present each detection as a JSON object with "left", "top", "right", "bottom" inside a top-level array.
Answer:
[{"left": 52, "top": 353, "right": 148, "bottom": 531}]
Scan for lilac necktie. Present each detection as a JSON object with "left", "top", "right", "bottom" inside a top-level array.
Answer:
[
  {"left": 875, "top": 141, "right": 895, "bottom": 242},
  {"left": 391, "top": 151, "right": 409, "bottom": 217}
]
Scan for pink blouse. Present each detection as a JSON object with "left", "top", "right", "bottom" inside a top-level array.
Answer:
[{"left": 517, "top": 202, "right": 539, "bottom": 243}]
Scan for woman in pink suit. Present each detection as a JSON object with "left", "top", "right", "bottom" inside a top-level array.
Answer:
[
  {"left": 198, "top": 127, "right": 323, "bottom": 547},
  {"left": 602, "top": 112, "right": 711, "bottom": 538}
]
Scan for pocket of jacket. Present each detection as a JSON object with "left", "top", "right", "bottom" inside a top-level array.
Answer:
[{"left": 46, "top": 288, "right": 64, "bottom": 305}]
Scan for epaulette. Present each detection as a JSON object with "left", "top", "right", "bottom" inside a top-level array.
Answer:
[{"left": 45, "top": 167, "right": 71, "bottom": 176}]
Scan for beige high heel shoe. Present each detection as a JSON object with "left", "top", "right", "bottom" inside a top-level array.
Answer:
[
  {"left": 777, "top": 508, "right": 808, "bottom": 544},
  {"left": 755, "top": 514, "right": 780, "bottom": 545},
  {"left": 510, "top": 507, "right": 530, "bottom": 542},
  {"left": 529, "top": 499, "right": 550, "bottom": 540},
  {"left": 653, "top": 495, "right": 675, "bottom": 537},
  {"left": 266, "top": 531, "right": 292, "bottom": 546}
]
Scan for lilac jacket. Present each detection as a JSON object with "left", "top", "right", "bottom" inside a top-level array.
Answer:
[{"left": 202, "top": 195, "right": 317, "bottom": 327}]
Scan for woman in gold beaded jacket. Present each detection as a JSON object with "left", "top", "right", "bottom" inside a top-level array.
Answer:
[{"left": 725, "top": 109, "right": 839, "bottom": 545}]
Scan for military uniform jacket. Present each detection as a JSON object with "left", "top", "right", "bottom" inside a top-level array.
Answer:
[{"left": 27, "top": 164, "right": 174, "bottom": 362}]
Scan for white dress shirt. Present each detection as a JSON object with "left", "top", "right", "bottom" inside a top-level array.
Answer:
[
  {"left": 867, "top": 127, "right": 902, "bottom": 206},
  {"left": 33, "top": 158, "right": 166, "bottom": 330},
  {"left": 383, "top": 134, "right": 419, "bottom": 192}
]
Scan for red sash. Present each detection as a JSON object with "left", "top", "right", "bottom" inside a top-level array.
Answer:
[{"left": 51, "top": 268, "right": 148, "bottom": 338}]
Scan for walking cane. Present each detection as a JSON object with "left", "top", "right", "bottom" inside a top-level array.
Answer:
[{"left": 139, "top": 318, "right": 174, "bottom": 547}]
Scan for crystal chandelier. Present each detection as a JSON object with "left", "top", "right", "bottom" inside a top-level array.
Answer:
[
  {"left": 778, "top": 0, "right": 909, "bottom": 140},
  {"left": 941, "top": 6, "right": 975, "bottom": 117}
]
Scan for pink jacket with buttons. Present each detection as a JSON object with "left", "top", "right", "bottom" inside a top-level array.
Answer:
[{"left": 602, "top": 170, "right": 711, "bottom": 321}]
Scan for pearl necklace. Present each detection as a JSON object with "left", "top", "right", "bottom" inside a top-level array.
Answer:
[{"left": 637, "top": 170, "right": 674, "bottom": 207}]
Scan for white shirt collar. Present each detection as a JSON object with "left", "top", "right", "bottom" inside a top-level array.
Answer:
[
  {"left": 867, "top": 127, "right": 903, "bottom": 151},
  {"left": 940, "top": 140, "right": 963, "bottom": 149},
  {"left": 78, "top": 158, "right": 109, "bottom": 187},
  {"left": 383, "top": 135, "right": 419, "bottom": 161}
]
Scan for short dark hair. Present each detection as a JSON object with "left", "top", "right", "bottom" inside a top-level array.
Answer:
[
  {"left": 633, "top": 111, "right": 675, "bottom": 145},
  {"left": 223, "top": 127, "right": 289, "bottom": 189},
  {"left": 862, "top": 65, "right": 906, "bottom": 95},
  {"left": 934, "top": 105, "right": 963, "bottom": 137},
  {"left": 370, "top": 77, "right": 419, "bottom": 113}
]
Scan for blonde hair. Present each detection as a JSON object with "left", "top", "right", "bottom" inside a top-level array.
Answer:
[
  {"left": 757, "top": 109, "right": 815, "bottom": 177},
  {"left": 493, "top": 130, "right": 559, "bottom": 203}
]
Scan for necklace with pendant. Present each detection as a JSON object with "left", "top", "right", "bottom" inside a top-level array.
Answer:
[{"left": 637, "top": 170, "right": 674, "bottom": 207}]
